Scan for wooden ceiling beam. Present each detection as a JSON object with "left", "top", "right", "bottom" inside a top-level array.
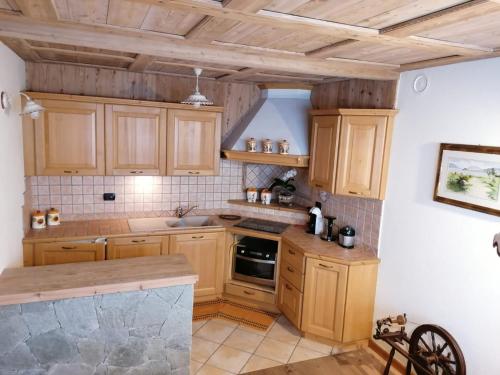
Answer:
[
  {"left": 131, "top": 0, "right": 492, "bottom": 56},
  {"left": 381, "top": 0, "right": 498, "bottom": 37},
  {"left": 153, "top": 60, "right": 240, "bottom": 74},
  {"left": 306, "top": 40, "right": 358, "bottom": 58},
  {"left": 29, "top": 45, "right": 136, "bottom": 62},
  {"left": 400, "top": 50, "right": 500, "bottom": 71},
  {"left": 0, "top": 13, "right": 399, "bottom": 80},
  {"left": 0, "top": 37, "right": 41, "bottom": 61},
  {"left": 216, "top": 68, "right": 259, "bottom": 81},
  {"left": 128, "top": 54, "right": 155, "bottom": 72}
]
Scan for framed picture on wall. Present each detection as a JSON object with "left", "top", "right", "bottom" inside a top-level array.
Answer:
[{"left": 434, "top": 143, "right": 500, "bottom": 216}]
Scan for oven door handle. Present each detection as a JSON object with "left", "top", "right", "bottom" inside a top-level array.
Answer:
[{"left": 235, "top": 254, "right": 276, "bottom": 264}]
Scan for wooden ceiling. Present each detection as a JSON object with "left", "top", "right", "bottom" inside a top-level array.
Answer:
[{"left": 1, "top": 0, "right": 500, "bottom": 84}]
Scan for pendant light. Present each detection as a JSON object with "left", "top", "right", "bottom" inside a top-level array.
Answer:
[{"left": 181, "top": 68, "right": 213, "bottom": 108}]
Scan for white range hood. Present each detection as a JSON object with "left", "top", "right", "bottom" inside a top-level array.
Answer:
[{"left": 222, "top": 87, "right": 311, "bottom": 155}]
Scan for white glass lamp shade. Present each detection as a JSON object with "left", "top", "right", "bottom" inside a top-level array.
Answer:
[
  {"left": 181, "top": 68, "right": 213, "bottom": 107},
  {"left": 20, "top": 93, "right": 45, "bottom": 119}
]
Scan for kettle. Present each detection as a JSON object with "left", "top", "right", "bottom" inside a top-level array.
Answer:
[
  {"left": 307, "top": 202, "right": 323, "bottom": 235},
  {"left": 339, "top": 226, "right": 355, "bottom": 249}
]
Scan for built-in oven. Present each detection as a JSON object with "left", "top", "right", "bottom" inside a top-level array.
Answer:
[{"left": 232, "top": 236, "right": 278, "bottom": 288}]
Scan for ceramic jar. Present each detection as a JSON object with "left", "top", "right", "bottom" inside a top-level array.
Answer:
[
  {"left": 278, "top": 139, "right": 290, "bottom": 155},
  {"left": 246, "top": 187, "right": 258, "bottom": 203},
  {"left": 262, "top": 139, "right": 273, "bottom": 153},
  {"left": 261, "top": 189, "right": 272, "bottom": 205},
  {"left": 31, "top": 210, "right": 46, "bottom": 229},
  {"left": 246, "top": 138, "right": 257, "bottom": 152},
  {"left": 47, "top": 207, "right": 61, "bottom": 226}
]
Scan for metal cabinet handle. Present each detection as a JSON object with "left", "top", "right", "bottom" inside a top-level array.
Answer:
[
  {"left": 188, "top": 171, "right": 200, "bottom": 175},
  {"left": 348, "top": 191, "right": 363, "bottom": 195},
  {"left": 315, "top": 184, "right": 323, "bottom": 188},
  {"left": 130, "top": 170, "right": 144, "bottom": 174},
  {"left": 243, "top": 290, "right": 255, "bottom": 296},
  {"left": 288, "top": 249, "right": 296, "bottom": 255},
  {"left": 319, "top": 263, "right": 333, "bottom": 269},
  {"left": 132, "top": 239, "right": 146, "bottom": 243},
  {"left": 285, "top": 283, "right": 292, "bottom": 291},
  {"left": 287, "top": 266, "right": 294, "bottom": 273},
  {"left": 63, "top": 170, "right": 72, "bottom": 174},
  {"left": 191, "top": 236, "right": 204, "bottom": 239},
  {"left": 61, "top": 246, "right": 77, "bottom": 250}
]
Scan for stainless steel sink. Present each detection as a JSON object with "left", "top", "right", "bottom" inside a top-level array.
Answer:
[{"left": 127, "top": 216, "right": 220, "bottom": 233}]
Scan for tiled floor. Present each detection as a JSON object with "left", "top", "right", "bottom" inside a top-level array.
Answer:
[{"left": 191, "top": 315, "right": 334, "bottom": 374}]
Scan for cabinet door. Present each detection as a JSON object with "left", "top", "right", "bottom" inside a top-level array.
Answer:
[
  {"left": 105, "top": 105, "right": 167, "bottom": 175},
  {"left": 169, "top": 232, "right": 224, "bottom": 297},
  {"left": 106, "top": 236, "right": 168, "bottom": 260},
  {"left": 34, "top": 100, "right": 105, "bottom": 175},
  {"left": 336, "top": 115, "right": 387, "bottom": 198},
  {"left": 277, "top": 276, "right": 303, "bottom": 329},
  {"left": 167, "top": 110, "right": 221, "bottom": 176},
  {"left": 302, "top": 258, "right": 348, "bottom": 341},
  {"left": 34, "top": 241, "right": 105, "bottom": 266},
  {"left": 308, "top": 116, "right": 340, "bottom": 193}
]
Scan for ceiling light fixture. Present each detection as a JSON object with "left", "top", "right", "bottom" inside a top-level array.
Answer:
[
  {"left": 20, "top": 92, "right": 45, "bottom": 119},
  {"left": 181, "top": 68, "right": 213, "bottom": 108}
]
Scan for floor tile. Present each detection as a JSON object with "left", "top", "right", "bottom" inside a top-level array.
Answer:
[
  {"left": 207, "top": 345, "right": 252, "bottom": 374},
  {"left": 224, "top": 328, "right": 265, "bottom": 353},
  {"left": 238, "top": 321, "right": 275, "bottom": 337},
  {"left": 193, "top": 320, "right": 208, "bottom": 334},
  {"left": 288, "top": 346, "right": 327, "bottom": 363},
  {"left": 240, "top": 354, "right": 282, "bottom": 373},
  {"left": 197, "top": 363, "right": 235, "bottom": 375},
  {"left": 192, "top": 336, "right": 220, "bottom": 363},
  {"left": 195, "top": 320, "right": 237, "bottom": 344},
  {"left": 297, "top": 337, "right": 332, "bottom": 355},
  {"left": 254, "top": 337, "right": 295, "bottom": 364},
  {"left": 190, "top": 359, "right": 204, "bottom": 374},
  {"left": 265, "top": 318, "right": 301, "bottom": 345}
]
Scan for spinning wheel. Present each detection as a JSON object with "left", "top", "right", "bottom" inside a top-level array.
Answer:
[
  {"left": 407, "top": 324, "right": 466, "bottom": 375},
  {"left": 374, "top": 315, "right": 466, "bottom": 375}
]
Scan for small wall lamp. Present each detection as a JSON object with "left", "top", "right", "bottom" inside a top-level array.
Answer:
[
  {"left": 0, "top": 91, "right": 10, "bottom": 112},
  {"left": 20, "top": 92, "right": 45, "bottom": 119}
]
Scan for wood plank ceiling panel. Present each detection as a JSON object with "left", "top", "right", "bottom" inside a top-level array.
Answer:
[
  {"left": 53, "top": 0, "right": 109, "bottom": 24},
  {"left": 265, "top": 0, "right": 465, "bottom": 28},
  {"left": 106, "top": 0, "right": 150, "bottom": 28},
  {"left": 0, "top": 0, "right": 19, "bottom": 10},
  {"left": 140, "top": 5, "right": 206, "bottom": 35},
  {"left": 416, "top": 9, "right": 500, "bottom": 49}
]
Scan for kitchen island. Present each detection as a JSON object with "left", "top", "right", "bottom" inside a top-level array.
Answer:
[{"left": 0, "top": 254, "right": 197, "bottom": 374}]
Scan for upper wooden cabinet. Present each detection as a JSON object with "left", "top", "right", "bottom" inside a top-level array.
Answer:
[
  {"left": 33, "top": 99, "right": 105, "bottom": 176},
  {"left": 309, "top": 109, "right": 397, "bottom": 199},
  {"left": 105, "top": 104, "right": 167, "bottom": 175},
  {"left": 308, "top": 115, "right": 340, "bottom": 192},
  {"left": 167, "top": 109, "right": 221, "bottom": 176}
]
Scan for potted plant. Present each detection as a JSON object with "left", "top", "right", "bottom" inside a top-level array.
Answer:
[{"left": 269, "top": 169, "right": 297, "bottom": 206}]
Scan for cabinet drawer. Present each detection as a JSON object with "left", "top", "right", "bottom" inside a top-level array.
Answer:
[
  {"left": 106, "top": 236, "right": 167, "bottom": 260},
  {"left": 225, "top": 283, "right": 275, "bottom": 305},
  {"left": 277, "top": 276, "right": 303, "bottom": 329},
  {"left": 34, "top": 241, "right": 105, "bottom": 266},
  {"left": 280, "top": 260, "right": 304, "bottom": 292},
  {"left": 281, "top": 241, "right": 305, "bottom": 271}
]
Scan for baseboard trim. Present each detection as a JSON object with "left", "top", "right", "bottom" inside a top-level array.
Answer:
[{"left": 368, "top": 339, "right": 406, "bottom": 374}]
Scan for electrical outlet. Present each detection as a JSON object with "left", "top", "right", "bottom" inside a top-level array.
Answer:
[{"left": 103, "top": 193, "right": 116, "bottom": 201}]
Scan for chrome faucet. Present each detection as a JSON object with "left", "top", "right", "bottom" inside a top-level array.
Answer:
[{"left": 175, "top": 205, "right": 198, "bottom": 218}]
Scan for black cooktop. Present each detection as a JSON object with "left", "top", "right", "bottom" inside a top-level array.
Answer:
[{"left": 234, "top": 218, "right": 289, "bottom": 234}]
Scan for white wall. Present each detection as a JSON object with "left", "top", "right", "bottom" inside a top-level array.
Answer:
[
  {"left": 377, "top": 58, "right": 500, "bottom": 373},
  {"left": 0, "top": 43, "right": 26, "bottom": 272}
]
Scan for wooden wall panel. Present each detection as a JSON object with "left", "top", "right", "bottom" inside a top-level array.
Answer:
[
  {"left": 25, "top": 62, "right": 261, "bottom": 137},
  {"left": 310, "top": 79, "right": 398, "bottom": 109}
]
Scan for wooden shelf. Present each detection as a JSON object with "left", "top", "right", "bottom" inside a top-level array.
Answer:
[
  {"left": 227, "top": 199, "right": 308, "bottom": 214},
  {"left": 222, "top": 150, "right": 309, "bottom": 167}
]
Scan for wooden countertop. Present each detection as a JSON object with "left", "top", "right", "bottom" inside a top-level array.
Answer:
[
  {"left": 24, "top": 216, "right": 379, "bottom": 265},
  {"left": 0, "top": 254, "right": 198, "bottom": 306},
  {"left": 23, "top": 217, "right": 226, "bottom": 243},
  {"left": 281, "top": 225, "right": 379, "bottom": 266}
]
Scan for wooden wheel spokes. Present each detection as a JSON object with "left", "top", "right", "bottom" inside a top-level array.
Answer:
[{"left": 409, "top": 325, "right": 466, "bottom": 375}]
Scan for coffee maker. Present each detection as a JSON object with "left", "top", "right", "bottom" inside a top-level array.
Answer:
[
  {"left": 307, "top": 202, "right": 323, "bottom": 235},
  {"left": 320, "top": 216, "right": 336, "bottom": 241}
]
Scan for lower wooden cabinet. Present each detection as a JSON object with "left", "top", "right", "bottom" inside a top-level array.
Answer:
[
  {"left": 34, "top": 241, "right": 105, "bottom": 266},
  {"left": 277, "top": 276, "right": 302, "bottom": 328},
  {"left": 106, "top": 236, "right": 168, "bottom": 260},
  {"left": 169, "top": 232, "right": 224, "bottom": 298},
  {"left": 302, "top": 258, "right": 348, "bottom": 342}
]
